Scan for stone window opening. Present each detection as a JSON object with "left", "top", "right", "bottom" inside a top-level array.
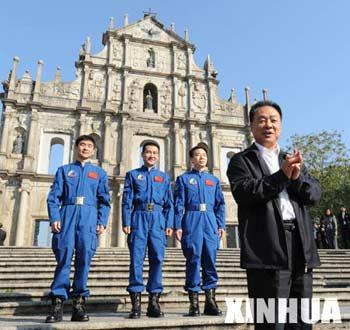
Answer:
[
  {"left": 143, "top": 83, "right": 158, "bottom": 113},
  {"left": 48, "top": 138, "right": 64, "bottom": 175}
]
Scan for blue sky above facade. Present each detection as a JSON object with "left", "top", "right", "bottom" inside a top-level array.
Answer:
[{"left": 1, "top": 0, "right": 349, "bottom": 148}]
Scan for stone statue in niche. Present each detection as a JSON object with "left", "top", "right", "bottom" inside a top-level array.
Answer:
[
  {"left": 12, "top": 132, "right": 24, "bottom": 154},
  {"left": 147, "top": 48, "right": 155, "bottom": 68},
  {"left": 145, "top": 90, "right": 153, "bottom": 110},
  {"left": 177, "top": 53, "right": 186, "bottom": 70},
  {"left": 178, "top": 82, "right": 186, "bottom": 109}
]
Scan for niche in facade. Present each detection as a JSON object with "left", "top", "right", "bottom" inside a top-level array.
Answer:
[
  {"left": 146, "top": 48, "right": 155, "bottom": 68},
  {"left": 143, "top": 83, "right": 158, "bottom": 113},
  {"left": 12, "top": 127, "right": 26, "bottom": 154}
]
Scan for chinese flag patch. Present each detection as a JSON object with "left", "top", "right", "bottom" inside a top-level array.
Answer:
[
  {"left": 154, "top": 176, "right": 164, "bottom": 183},
  {"left": 205, "top": 179, "right": 214, "bottom": 186},
  {"left": 88, "top": 172, "right": 98, "bottom": 179}
]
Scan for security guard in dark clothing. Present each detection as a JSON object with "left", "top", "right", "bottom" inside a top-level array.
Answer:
[
  {"left": 122, "top": 142, "right": 174, "bottom": 318},
  {"left": 175, "top": 143, "right": 225, "bottom": 316},
  {"left": 46, "top": 135, "right": 111, "bottom": 323}
]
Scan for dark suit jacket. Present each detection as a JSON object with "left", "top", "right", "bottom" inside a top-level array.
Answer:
[
  {"left": 227, "top": 143, "right": 321, "bottom": 270},
  {"left": 337, "top": 212, "right": 350, "bottom": 228},
  {"left": 0, "top": 229, "right": 6, "bottom": 246}
]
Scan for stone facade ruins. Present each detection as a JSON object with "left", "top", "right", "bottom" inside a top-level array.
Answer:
[{"left": 0, "top": 14, "right": 253, "bottom": 248}]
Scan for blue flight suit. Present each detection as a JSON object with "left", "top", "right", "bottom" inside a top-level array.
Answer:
[
  {"left": 47, "top": 161, "right": 111, "bottom": 300},
  {"left": 174, "top": 170, "right": 225, "bottom": 292},
  {"left": 122, "top": 166, "right": 174, "bottom": 293}
]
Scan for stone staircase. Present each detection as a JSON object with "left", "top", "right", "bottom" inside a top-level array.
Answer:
[{"left": 0, "top": 247, "right": 349, "bottom": 329}]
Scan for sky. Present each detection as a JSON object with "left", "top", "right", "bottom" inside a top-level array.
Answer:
[{"left": 1, "top": 0, "right": 349, "bottom": 149}]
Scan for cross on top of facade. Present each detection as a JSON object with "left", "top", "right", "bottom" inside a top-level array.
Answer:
[{"left": 143, "top": 8, "right": 157, "bottom": 18}]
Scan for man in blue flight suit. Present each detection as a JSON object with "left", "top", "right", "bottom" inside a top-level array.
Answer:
[
  {"left": 174, "top": 143, "right": 225, "bottom": 316},
  {"left": 122, "top": 141, "right": 174, "bottom": 318},
  {"left": 45, "top": 135, "right": 111, "bottom": 323}
]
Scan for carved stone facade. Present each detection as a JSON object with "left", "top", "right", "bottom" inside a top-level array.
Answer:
[{"left": 0, "top": 14, "right": 251, "bottom": 247}]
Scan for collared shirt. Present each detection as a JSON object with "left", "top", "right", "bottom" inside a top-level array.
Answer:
[{"left": 255, "top": 142, "right": 296, "bottom": 221}]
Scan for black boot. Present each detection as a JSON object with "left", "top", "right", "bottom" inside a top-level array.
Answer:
[
  {"left": 71, "top": 296, "right": 89, "bottom": 322},
  {"left": 146, "top": 293, "right": 164, "bottom": 318},
  {"left": 129, "top": 292, "right": 141, "bottom": 319},
  {"left": 204, "top": 289, "right": 222, "bottom": 316},
  {"left": 45, "top": 296, "right": 63, "bottom": 323},
  {"left": 188, "top": 291, "right": 200, "bottom": 316}
]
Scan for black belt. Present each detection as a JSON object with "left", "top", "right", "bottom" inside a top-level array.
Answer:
[{"left": 283, "top": 219, "right": 296, "bottom": 231}]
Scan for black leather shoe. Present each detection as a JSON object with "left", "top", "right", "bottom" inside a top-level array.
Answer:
[
  {"left": 204, "top": 289, "right": 222, "bottom": 316},
  {"left": 146, "top": 293, "right": 164, "bottom": 318},
  {"left": 45, "top": 296, "right": 63, "bottom": 323},
  {"left": 129, "top": 292, "right": 141, "bottom": 319},
  {"left": 188, "top": 291, "right": 200, "bottom": 316},
  {"left": 71, "top": 296, "right": 89, "bottom": 322}
]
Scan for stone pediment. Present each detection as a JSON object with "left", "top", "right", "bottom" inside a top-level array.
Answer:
[{"left": 115, "top": 16, "right": 193, "bottom": 48}]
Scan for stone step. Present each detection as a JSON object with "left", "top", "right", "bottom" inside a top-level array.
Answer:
[
  {"left": 0, "top": 278, "right": 334, "bottom": 291},
  {"left": 0, "top": 311, "right": 348, "bottom": 330}
]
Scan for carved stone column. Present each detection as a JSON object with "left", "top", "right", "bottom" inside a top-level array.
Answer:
[
  {"left": 7, "top": 57, "right": 20, "bottom": 99},
  {"left": 79, "top": 112, "right": 88, "bottom": 135},
  {"left": 33, "top": 60, "right": 44, "bottom": 102},
  {"left": 210, "top": 127, "right": 221, "bottom": 178},
  {"left": 102, "top": 115, "right": 111, "bottom": 172},
  {"left": 15, "top": 179, "right": 32, "bottom": 246},
  {"left": 23, "top": 109, "right": 39, "bottom": 171},
  {"left": 206, "top": 79, "right": 215, "bottom": 120},
  {"left": 0, "top": 110, "right": 13, "bottom": 153},
  {"left": 81, "top": 65, "right": 90, "bottom": 108},
  {"left": 173, "top": 122, "right": 182, "bottom": 178},
  {"left": 123, "top": 37, "right": 130, "bottom": 68},
  {"left": 119, "top": 121, "right": 131, "bottom": 176},
  {"left": 189, "top": 124, "right": 198, "bottom": 148},
  {"left": 105, "top": 67, "right": 113, "bottom": 110}
]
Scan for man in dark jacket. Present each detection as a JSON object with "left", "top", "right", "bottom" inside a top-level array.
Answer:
[
  {"left": 227, "top": 100, "right": 321, "bottom": 329},
  {"left": 337, "top": 206, "right": 350, "bottom": 248},
  {"left": 0, "top": 223, "right": 6, "bottom": 246}
]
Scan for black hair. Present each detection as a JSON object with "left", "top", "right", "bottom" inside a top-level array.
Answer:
[
  {"left": 189, "top": 142, "right": 208, "bottom": 158},
  {"left": 75, "top": 135, "right": 96, "bottom": 148},
  {"left": 249, "top": 100, "right": 282, "bottom": 123},
  {"left": 142, "top": 141, "right": 160, "bottom": 154}
]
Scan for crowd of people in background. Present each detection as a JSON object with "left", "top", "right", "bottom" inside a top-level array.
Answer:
[{"left": 313, "top": 206, "right": 350, "bottom": 249}]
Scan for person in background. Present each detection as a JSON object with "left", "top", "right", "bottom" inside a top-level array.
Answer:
[
  {"left": 0, "top": 223, "right": 6, "bottom": 246},
  {"left": 337, "top": 206, "right": 350, "bottom": 249},
  {"left": 322, "top": 208, "right": 337, "bottom": 249}
]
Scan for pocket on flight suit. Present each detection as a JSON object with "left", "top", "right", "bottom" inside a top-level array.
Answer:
[
  {"left": 90, "top": 227, "right": 97, "bottom": 253},
  {"left": 52, "top": 233, "right": 61, "bottom": 250},
  {"left": 181, "top": 234, "right": 194, "bottom": 258},
  {"left": 158, "top": 214, "right": 168, "bottom": 247}
]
